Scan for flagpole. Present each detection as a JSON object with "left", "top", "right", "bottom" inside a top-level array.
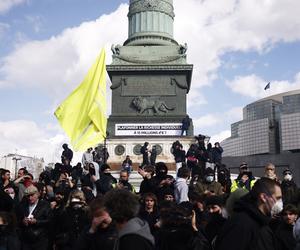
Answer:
[{"left": 103, "top": 131, "right": 109, "bottom": 164}]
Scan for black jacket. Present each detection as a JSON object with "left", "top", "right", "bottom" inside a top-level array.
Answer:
[
  {"left": 138, "top": 208, "right": 160, "bottom": 234},
  {"left": 173, "top": 148, "right": 186, "bottom": 163},
  {"left": 139, "top": 177, "right": 157, "bottom": 196},
  {"left": 95, "top": 174, "right": 117, "bottom": 195},
  {"left": 211, "top": 147, "right": 223, "bottom": 164},
  {"left": 54, "top": 206, "right": 89, "bottom": 248},
  {"left": 215, "top": 194, "right": 278, "bottom": 250},
  {"left": 75, "top": 224, "right": 117, "bottom": 250},
  {"left": 156, "top": 225, "right": 211, "bottom": 250},
  {"left": 281, "top": 180, "right": 299, "bottom": 206},
  {"left": 16, "top": 199, "right": 51, "bottom": 243},
  {"left": 0, "top": 230, "right": 21, "bottom": 250},
  {"left": 182, "top": 117, "right": 191, "bottom": 130},
  {"left": 274, "top": 221, "right": 296, "bottom": 250},
  {"left": 0, "top": 188, "right": 15, "bottom": 212},
  {"left": 62, "top": 148, "right": 73, "bottom": 162}
]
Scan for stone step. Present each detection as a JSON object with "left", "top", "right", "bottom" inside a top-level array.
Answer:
[{"left": 110, "top": 171, "right": 239, "bottom": 193}]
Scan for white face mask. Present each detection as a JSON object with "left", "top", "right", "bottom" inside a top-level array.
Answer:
[
  {"left": 206, "top": 176, "right": 214, "bottom": 183},
  {"left": 271, "top": 199, "right": 283, "bottom": 217},
  {"left": 72, "top": 203, "right": 83, "bottom": 209},
  {"left": 9, "top": 194, "right": 15, "bottom": 199},
  {"left": 284, "top": 174, "right": 292, "bottom": 181}
]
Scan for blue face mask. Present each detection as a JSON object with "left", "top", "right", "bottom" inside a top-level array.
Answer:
[{"left": 206, "top": 176, "right": 214, "bottom": 183}]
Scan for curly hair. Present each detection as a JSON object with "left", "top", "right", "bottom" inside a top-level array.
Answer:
[{"left": 103, "top": 189, "right": 139, "bottom": 223}]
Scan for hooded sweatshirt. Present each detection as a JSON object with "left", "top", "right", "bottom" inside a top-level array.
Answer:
[
  {"left": 294, "top": 218, "right": 300, "bottom": 250},
  {"left": 114, "top": 217, "right": 154, "bottom": 250},
  {"left": 174, "top": 178, "right": 189, "bottom": 204}
]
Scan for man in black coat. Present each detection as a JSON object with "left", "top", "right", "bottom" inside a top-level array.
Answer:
[
  {"left": 95, "top": 164, "right": 117, "bottom": 195},
  {"left": 211, "top": 142, "right": 223, "bottom": 165},
  {"left": 61, "top": 143, "right": 73, "bottom": 163},
  {"left": 181, "top": 115, "right": 190, "bottom": 136},
  {"left": 216, "top": 177, "right": 282, "bottom": 250},
  {"left": 16, "top": 185, "right": 51, "bottom": 250},
  {"left": 281, "top": 169, "right": 299, "bottom": 207},
  {"left": 140, "top": 142, "right": 150, "bottom": 167}
]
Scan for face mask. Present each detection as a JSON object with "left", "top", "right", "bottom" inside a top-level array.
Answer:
[
  {"left": 265, "top": 173, "right": 276, "bottom": 180},
  {"left": 157, "top": 171, "right": 167, "bottom": 178},
  {"left": 206, "top": 176, "right": 214, "bottom": 183},
  {"left": 271, "top": 199, "right": 283, "bottom": 217},
  {"left": 47, "top": 191, "right": 54, "bottom": 198},
  {"left": 9, "top": 193, "right": 15, "bottom": 199},
  {"left": 284, "top": 174, "right": 292, "bottom": 181},
  {"left": 72, "top": 203, "right": 83, "bottom": 209}
]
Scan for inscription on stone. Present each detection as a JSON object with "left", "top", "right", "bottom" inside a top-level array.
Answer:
[{"left": 121, "top": 76, "right": 176, "bottom": 96}]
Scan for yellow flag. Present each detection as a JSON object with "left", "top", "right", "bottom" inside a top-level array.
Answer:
[{"left": 54, "top": 49, "right": 107, "bottom": 151}]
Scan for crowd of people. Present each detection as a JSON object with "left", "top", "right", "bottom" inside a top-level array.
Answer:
[{"left": 0, "top": 140, "right": 300, "bottom": 250}]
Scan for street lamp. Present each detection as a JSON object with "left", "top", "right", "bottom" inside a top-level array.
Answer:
[{"left": 12, "top": 156, "right": 21, "bottom": 179}]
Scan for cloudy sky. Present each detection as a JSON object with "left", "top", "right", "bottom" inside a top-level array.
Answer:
[{"left": 1, "top": 0, "right": 300, "bottom": 164}]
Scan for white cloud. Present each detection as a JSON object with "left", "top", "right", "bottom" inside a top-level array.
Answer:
[
  {"left": 0, "top": 3, "right": 128, "bottom": 105},
  {"left": 226, "top": 73, "right": 300, "bottom": 99},
  {"left": 0, "top": 119, "right": 84, "bottom": 164},
  {"left": 193, "top": 114, "right": 221, "bottom": 129},
  {"left": 0, "top": 0, "right": 26, "bottom": 14},
  {"left": 173, "top": 0, "right": 300, "bottom": 107},
  {"left": 210, "top": 130, "right": 231, "bottom": 145},
  {"left": 224, "top": 106, "right": 243, "bottom": 121},
  {"left": 193, "top": 107, "right": 243, "bottom": 137},
  {"left": 0, "top": 120, "right": 60, "bottom": 162}
]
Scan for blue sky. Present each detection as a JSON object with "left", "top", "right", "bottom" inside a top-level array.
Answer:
[{"left": 0, "top": 0, "right": 300, "bottom": 163}]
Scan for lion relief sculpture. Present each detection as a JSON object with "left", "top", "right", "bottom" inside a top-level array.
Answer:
[{"left": 132, "top": 96, "right": 174, "bottom": 115}]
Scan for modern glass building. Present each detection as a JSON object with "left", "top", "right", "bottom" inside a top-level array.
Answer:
[
  {"left": 222, "top": 90, "right": 300, "bottom": 156},
  {"left": 221, "top": 90, "right": 300, "bottom": 184}
]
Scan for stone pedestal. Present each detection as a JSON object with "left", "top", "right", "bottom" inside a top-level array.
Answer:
[
  {"left": 107, "top": 53, "right": 194, "bottom": 137},
  {"left": 104, "top": 0, "right": 195, "bottom": 171},
  {"left": 106, "top": 136, "right": 196, "bottom": 170}
]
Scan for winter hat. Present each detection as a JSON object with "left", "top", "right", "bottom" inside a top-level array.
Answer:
[
  {"left": 155, "top": 162, "right": 168, "bottom": 173},
  {"left": 205, "top": 195, "right": 224, "bottom": 207},
  {"left": 24, "top": 185, "right": 38, "bottom": 196},
  {"left": 239, "top": 162, "right": 248, "bottom": 169},
  {"left": 163, "top": 187, "right": 174, "bottom": 196},
  {"left": 282, "top": 169, "right": 292, "bottom": 176},
  {"left": 205, "top": 167, "right": 214, "bottom": 176},
  {"left": 100, "top": 164, "right": 111, "bottom": 172}
]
